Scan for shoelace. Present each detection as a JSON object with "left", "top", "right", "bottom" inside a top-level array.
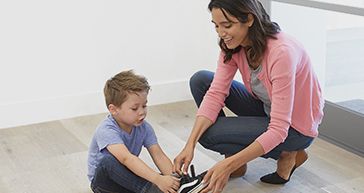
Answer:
[{"left": 179, "top": 165, "right": 197, "bottom": 184}]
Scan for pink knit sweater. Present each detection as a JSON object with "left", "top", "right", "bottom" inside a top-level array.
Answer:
[{"left": 197, "top": 32, "right": 324, "bottom": 153}]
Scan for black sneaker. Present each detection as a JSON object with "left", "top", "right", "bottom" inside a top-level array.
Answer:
[{"left": 178, "top": 165, "right": 207, "bottom": 193}]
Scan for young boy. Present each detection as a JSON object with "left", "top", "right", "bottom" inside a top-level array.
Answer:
[{"left": 87, "top": 70, "right": 180, "bottom": 193}]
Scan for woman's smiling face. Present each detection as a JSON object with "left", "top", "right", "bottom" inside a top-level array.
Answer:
[{"left": 211, "top": 8, "right": 254, "bottom": 49}]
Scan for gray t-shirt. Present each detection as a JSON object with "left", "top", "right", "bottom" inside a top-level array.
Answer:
[
  {"left": 87, "top": 114, "right": 158, "bottom": 181},
  {"left": 250, "top": 64, "right": 271, "bottom": 116}
]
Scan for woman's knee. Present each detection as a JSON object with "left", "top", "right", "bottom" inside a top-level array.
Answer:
[
  {"left": 199, "top": 132, "right": 243, "bottom": 155},
  {"left": 189, "top": 70, "right": 214, "bottom": 88}
]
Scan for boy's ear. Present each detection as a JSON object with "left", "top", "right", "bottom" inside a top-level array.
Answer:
[{"left": 108, "top": 104, "right": 118, "bottom": 115}]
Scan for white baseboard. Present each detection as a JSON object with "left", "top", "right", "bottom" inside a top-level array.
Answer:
[{"left": 0, "top": 80, "right": 192, "bottom": 129}]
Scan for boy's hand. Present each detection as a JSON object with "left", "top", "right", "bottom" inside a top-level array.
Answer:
[{"left": 155, "top": 175, "right": 180, "bottom": 193}]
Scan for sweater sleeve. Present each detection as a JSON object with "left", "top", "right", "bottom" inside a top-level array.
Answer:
[
  {"left": 256, "top": 45, "right": 299, "bottom": 153},
  {"left": 196, "top": 51, "right": 238, "bottom": 123}
]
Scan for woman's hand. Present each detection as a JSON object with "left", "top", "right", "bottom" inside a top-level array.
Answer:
[
  {"left": 155, "top": 175, "right": 180, "bottom": 193},
  {"left": 173, "top": 145, "right": 195, "bottom": 175},
  {"left": 200, "top": 159, "right": 232, "bottom": 193}
]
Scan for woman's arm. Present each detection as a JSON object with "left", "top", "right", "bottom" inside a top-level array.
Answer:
[
  {"left": 186, "top": 116, "right": 213, "bottom": 148},
  {"left": 173, "top": 116, "right": 213, "bottom": 174},
  {"left": 226, "top": 141, "right": 265, "bottom": 172}
]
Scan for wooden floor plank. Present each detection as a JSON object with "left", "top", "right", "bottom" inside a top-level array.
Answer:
[{"left": 1, "top": 100, "right": 364, "bottom": 193}]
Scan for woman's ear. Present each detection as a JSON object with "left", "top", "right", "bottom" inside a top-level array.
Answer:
[{"left": 247, "top": 13, "right": 254, "bottom": 27}]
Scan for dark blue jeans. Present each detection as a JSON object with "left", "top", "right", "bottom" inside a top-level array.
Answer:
[
  {"left": 190, "top": 70, "right": 314, "bottom": 160},
  {"left": 90, "top": 154, "right": 153, "bottom": 193}
]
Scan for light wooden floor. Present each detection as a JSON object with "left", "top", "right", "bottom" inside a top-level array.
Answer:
[{"left": 1, "top": 100, "right": 364, "bottom": 193}]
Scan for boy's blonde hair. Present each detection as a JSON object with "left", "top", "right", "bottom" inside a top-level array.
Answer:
[{"left": 104, "top": 70, "right": 150, "bottom": 108}]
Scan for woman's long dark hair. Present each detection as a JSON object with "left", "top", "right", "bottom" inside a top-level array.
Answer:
[{"left": 208, "top": 0, "right": 280, "bottom": 64}]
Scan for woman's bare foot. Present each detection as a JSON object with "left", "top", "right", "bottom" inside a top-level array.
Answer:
[
  {"left": 260, "top": 150, "right": 308, "bottom": 184},
  {"left": 276, "top": 151, "right": 297, "bottom": 180},
  {"left": 276, "top": 150, "right": 308, "bottom": 180},
  {"left": 295, "top": 150, "right": 308, "bottom": 167}
]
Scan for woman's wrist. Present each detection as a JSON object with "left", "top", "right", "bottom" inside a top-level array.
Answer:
[
  {"left": 225, "top": 155, "right": 243, "bottom": 173},
  {"left": 185, "top": 139, "right": 196, "bottom": 150}
]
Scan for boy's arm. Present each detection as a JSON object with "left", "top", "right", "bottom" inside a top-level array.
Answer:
[
  {"left": 147, "top": 144, "right": 173, "bottom": 175},
  {"left": 106, "top": 144, "right": 161, "bottom": 184}
]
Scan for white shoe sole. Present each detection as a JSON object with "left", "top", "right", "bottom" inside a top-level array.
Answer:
[{"left": 187, "top": 183, "right": 207, "bottom": 193}]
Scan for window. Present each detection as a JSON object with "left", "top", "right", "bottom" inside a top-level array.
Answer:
[{"left": 271, "top": 1, "right": 364, "bottom": 114}]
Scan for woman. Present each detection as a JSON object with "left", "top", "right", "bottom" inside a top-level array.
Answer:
[{"left": 173, "top": 0, "right": 324, "bottom": 192}]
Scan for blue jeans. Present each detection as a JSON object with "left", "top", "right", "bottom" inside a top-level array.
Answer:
[
  {"left": 90, "top": 154, "right": 153, "bottom": 193},
  {"left": 190, "top": 70, "right": 314, "bottom": 160}
]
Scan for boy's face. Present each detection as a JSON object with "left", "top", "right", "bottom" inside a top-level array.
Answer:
[{"left": 110, "top": 91, "right": 148, "bottom": 132}]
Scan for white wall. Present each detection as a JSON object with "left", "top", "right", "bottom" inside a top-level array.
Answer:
[
  {"left": 326, "top": 12, "right": 364, "bottom": 30},
  {"left": 271, "top": 2, "right": 327, "bottom": 88},
  {"left": 0, "top": 0, "right": 220, "bottom": 129}
]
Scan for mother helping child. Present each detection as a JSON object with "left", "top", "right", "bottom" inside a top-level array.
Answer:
[{"left": 173, "top": 0, "right": 324, "bottom": 192}]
